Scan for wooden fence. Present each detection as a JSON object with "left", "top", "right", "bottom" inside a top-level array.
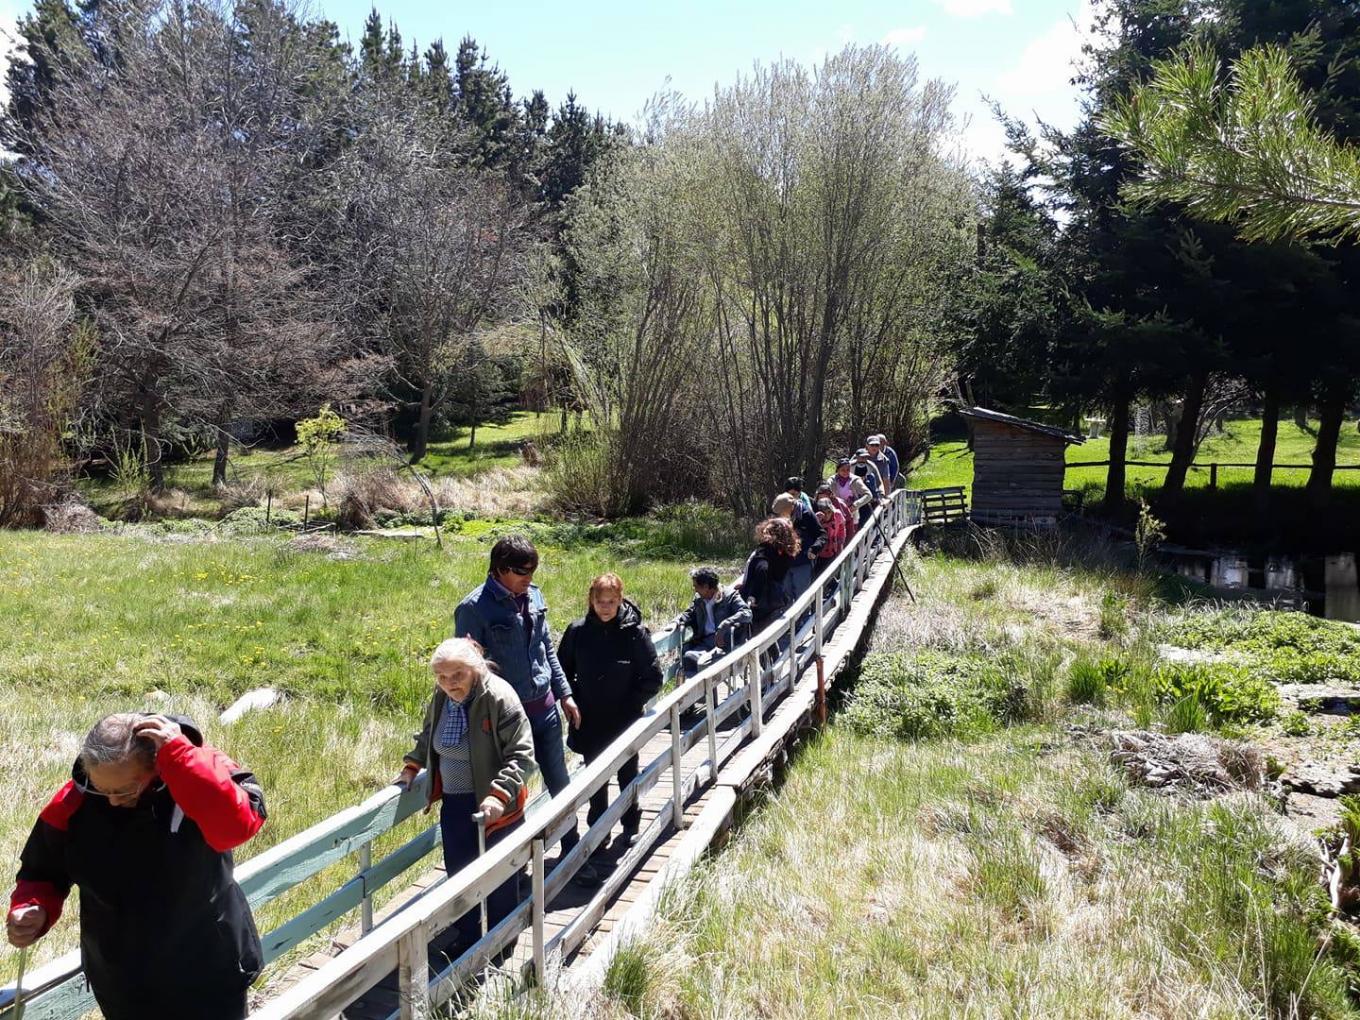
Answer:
[
  {"left": 1065, "top": 459, "right": 1360, "bottom": 489},
  {"left": 1, "top": 491, "right": 921, "bottom": 1020}
]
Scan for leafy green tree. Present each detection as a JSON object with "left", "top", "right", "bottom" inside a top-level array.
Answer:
[{"left": 297, "top": 404, "right": 346, "bottom": 507}]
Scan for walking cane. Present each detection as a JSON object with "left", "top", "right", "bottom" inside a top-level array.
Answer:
[
  {"left": 12, "top": 945, "right": 28, "bottom": 1020},
  {"left": 471, "top": 811, "right": 488, "bottom": 938}
]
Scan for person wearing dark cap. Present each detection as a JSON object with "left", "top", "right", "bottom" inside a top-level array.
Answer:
[
  {"left": 852, "top": 461, "right": 879, "bottom": 527},
  {"left": 853, "top": 448, "right": 886, "bottom": 497},
  {"left": 864, "top": 437, "right": 893, "bottom": 495}
]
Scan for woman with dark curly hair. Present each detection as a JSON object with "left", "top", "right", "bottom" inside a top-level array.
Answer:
[{"left": 739, "top": 516, "right": 801, "bottom": 631}]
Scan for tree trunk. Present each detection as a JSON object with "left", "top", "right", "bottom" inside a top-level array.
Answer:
[
  {"left": 140, "top": 389, "right": 165, "bottom": 491},
  {"left": 469, "top": 422, "right": 478, "bottom": 451},
  {"left": 1307, "top": 381, "right": 1350, "bottom": 504},
  {"left": 411, "top": 382, "right": 433, "bottom": 463},
  {"left": 212, "top": 427, "right": 231, "bottom": 488},
  {"left": 1103, "top": 392, "right": 1130, "bottom": 512},
  {"left": 1295, "top": 403, "right": 1310, "bottom": 433},
  {"left": 1253, "top": 385, "right": 1280, "bottom": 501},
  {"left": 1161, "top": 371, "right": 1208, "bottom": 497},
  {"left": 560, "top": 403, "right": 568, "bottom": 434}
]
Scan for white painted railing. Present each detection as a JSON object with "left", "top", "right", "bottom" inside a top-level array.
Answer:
[{"left": 1, "top": 489, "right": 920, "bottom": 1020}]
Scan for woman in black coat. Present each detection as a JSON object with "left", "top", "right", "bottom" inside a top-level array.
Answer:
[
  {"left": 740, "top": 516, "right": 801, "bottom": 631},
  {"left": 557, "top": 572, "right": 663, "bottom": 876}
]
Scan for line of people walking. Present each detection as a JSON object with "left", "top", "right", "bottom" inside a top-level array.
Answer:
[{"left": 5, "top": 432, "right": 900, "bottom": 1020}]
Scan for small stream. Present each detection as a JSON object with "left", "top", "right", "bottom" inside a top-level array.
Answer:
[{"left": 1165, "top": 551, "right": 1360, "bottom": 622}]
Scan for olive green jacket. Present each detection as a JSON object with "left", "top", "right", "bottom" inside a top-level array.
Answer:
[{"left": 404, "top": 672, "right": 536, "bottom": 832}]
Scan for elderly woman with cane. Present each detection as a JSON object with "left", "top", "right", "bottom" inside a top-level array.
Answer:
[
  {"left": 395, "top": 638, "right": 535, "bottom": 948},
  {"left": 6, "top": 713, "right": 267, "bottom": 1020}
]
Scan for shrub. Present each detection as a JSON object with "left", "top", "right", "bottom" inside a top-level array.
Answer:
[
  {"left": 540, "top": 431, "right": 632, "bottom": 518},
  {"left": 1158, "top": 605, "right": 1360, "bottom": 684},
  {"left": 843, "top": 650, "right": 1023, "bottom": 741},
  {"left": 1152, "top": 661, "right": 1279, "bottom": 726},
  {"left": 1098, "top": 590, "right": 1129, "bottom": 640},
  {"left": 1067, "top": 655, "right": 1120, "bottom": 706}
]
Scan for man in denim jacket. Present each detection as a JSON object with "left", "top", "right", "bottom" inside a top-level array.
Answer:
[{"left": 454, "top": 534, "right": 582, "bottom": 852}]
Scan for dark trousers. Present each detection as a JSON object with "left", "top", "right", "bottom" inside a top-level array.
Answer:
[
  {"left": 100, "top": 989, "right": 248, "bottom": 1020},
  {"left": 584, "top": 749, "right": 641, "bottom": 834},
  {"left": 440, "top": 793, "right": 522, "bottom": 944},
  {"left": 530, "top": 707, "right": 578, "bottom": 849}
]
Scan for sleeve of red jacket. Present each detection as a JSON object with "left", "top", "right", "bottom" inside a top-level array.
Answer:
[
  {"left": 157, "top": 736, "right": 267, "bottom": 852},
  {"left": 10, "top": 781, "right": 81, "bottom": 936}
]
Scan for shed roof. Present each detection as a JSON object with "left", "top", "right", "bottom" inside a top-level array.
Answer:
[{"left": 958, "top": 407, "right": 1085, "bottom": 445}]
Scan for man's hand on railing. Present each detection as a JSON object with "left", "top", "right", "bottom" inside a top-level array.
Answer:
[
  {"left": 6, "top": 904, "right": 46, "bottom": 948},
  {"left": 392, "top": 763, "right": 419, "bottom": 791},
  {"left": 478, "top": 796, "right": 504, "bottom": 823}
]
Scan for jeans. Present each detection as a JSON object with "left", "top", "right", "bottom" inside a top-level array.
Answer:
[
  {"left": 682, "top": 634, "right": 725, "bottom": 678},
  {"left": 440, "top": 792, "right": 522, "bottom": 945},
  {"left": 584, "top": 751, "right": 641, "bottom": 834},
  {"left": 788, "top": 562, "right": 812, "bottom": 600},
  {"left": 530, "top": 706, "right": 577, "bottom": 849}
]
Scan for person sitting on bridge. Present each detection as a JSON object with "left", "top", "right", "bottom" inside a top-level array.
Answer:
[
  {"left": 453, "top": 534, "right": 582, "bottom": 854},
  {"left": 674, "top": 566, "right": 752, "bottom": 678},
  {"left": 556, "top": 573, "right": 664, "bottom": 884},
  {"left": 396, "top": 638, "right": 535, "bottom": 949},
  {"left": 6, "top": 713, "right": 266, "bottom": 1020}
]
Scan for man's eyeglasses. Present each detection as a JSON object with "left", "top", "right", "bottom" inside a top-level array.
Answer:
[
  {"left": 77, "top": 776, "right": 161, "bottom": 800},
  {"left": 504, "top": 565, "right": 535, "bottom": 577}
]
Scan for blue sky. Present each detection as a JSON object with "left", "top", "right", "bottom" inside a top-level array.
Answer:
[{"left": 0, "top": 0, "right": 1096, "bottom": 163}]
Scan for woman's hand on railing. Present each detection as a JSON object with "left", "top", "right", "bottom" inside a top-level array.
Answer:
[{"left": 392, "top": 763, "right": 419, "bottom": 791}]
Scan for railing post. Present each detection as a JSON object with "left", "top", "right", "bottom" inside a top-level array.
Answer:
[
  {"left": 1210, "top": 462, "right": 1219, "bottom": 490},
  {"left": 397, "top": 922, "right": 430, "bottom": 1020},
  {"left": 786, "top": 615, "right": 798, "bottom": 683},
  {"left": 748, "top": 649, "right": 763, "bottom": 736},
  {"left": 814, "top": 578, "right": 825, "bottom": 658},
  {"left": 531, "top": 837, "right": 546, "bottom": 985},
  {"left": 704, "top": 672, "right": 718, "bottom": 771},
  {"left": 669, "top": 702, "right": 685, "bottom": 830},
  {"left": 358, "top": 841, "right": 374, "bottom": 934}
]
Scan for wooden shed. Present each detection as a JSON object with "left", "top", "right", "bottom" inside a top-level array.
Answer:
[{"left": 959, "top": 407, "right": 1084, "bottom": 527}]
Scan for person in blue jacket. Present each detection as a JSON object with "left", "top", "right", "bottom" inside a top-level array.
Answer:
[{"left": 454, "top": 534, "right": 582, "bottom": 853}]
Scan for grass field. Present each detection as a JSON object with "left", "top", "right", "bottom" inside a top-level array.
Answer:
[
  {"left": 0, "top": 522, "right": 723, "bottom": 986},
  {"left": 567, "top": 541, "right": 1360, "bottom": 1020},
  {"left": 911, "top": 417, "right": 1360, "bottom": 498}
]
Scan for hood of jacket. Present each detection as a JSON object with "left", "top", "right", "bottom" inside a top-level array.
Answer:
[{"left": 585, "top": 597, "right": 644, "bottom": 631}]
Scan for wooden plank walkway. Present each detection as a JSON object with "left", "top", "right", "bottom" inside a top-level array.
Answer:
[{"left": 258, "top": 703, "right": 746, "bottom": 1018}]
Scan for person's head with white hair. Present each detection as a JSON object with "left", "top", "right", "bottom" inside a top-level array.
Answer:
[{"left": 429, "top": 637, "right": 492, "bottom": 704}]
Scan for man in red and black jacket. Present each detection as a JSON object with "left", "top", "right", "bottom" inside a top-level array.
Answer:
[{"left": 6, "top": 713, "right": 266, "bottom": 1020}]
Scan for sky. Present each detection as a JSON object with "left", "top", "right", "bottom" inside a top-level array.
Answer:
[{"left": 0, "top": 0, "right": 1097, "bottom": 164}]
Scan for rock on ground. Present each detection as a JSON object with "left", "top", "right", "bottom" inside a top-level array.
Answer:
[
  {"left": 221, "top": 687, "right": 282, "bottom": 724},
  {"left": 1282, "top": 760, "right": 1360, "bottom": 798}
]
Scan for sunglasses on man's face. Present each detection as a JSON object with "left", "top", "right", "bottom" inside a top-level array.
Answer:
[
  {"left": 504, "top": 565, "right": 535, "bottom": 577},
  {"left": 77, "top": 775, "right": 161, "bottom": 799}
]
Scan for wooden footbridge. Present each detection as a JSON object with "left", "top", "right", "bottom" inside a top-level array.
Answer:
[{"left": 1, "top": 490, "right": 921, "bottom": 1020}]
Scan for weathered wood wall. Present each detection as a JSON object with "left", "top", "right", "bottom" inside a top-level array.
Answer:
[{"left": 970, "top": 420, "right": 1067, "bottom": 524}]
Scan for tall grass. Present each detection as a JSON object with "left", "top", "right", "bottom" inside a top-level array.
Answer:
[{"left": 591, "top": 729, "right": 1358, "bottom": 1019}]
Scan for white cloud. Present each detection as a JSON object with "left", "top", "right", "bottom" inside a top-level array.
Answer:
[
  {"left": 954, "top": 1, "right": 1096, "bottom": 165},
  {"left": 933, "top": 0, "right": 1012, "bottom": 18},
  {"left": 883, "top": 26, "right": 928, "bottom": 49}
]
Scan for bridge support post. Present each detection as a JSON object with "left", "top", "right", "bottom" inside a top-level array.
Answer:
[
  {"left": 397, "top": 922, "right": 430, "bottom": 1020},
  {"left": 748, "top": 650, "right": 763, "bottom": 737},
  {"left": 358, "top": 841, "right": 373, "bottom": 934},
  {"left": 531, "top": 837, "right": 546, "bottom": 985},
  {"left": 704, "top": 673, "right": 718, "bottom": 772},
  {"left": 669, "top": 702, "right": 686, "bottom": 830},
  {"left": 814, "top": 582, "right": 824, "bottom": 658}
]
